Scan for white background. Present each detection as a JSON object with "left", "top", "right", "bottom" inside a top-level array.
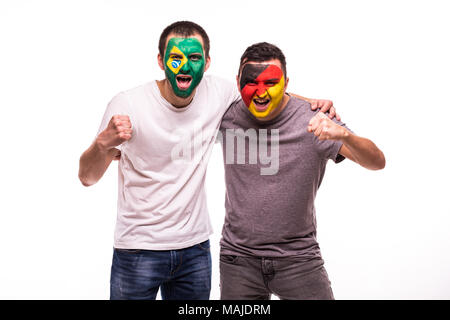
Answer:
[{"left": 1, "top": 0, "right": 449, "bottom": 299}]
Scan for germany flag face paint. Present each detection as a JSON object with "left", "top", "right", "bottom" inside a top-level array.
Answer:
[
  {"left": 240, "top": 64, "right": 285, "bottom": 118},
  {"left": 164, "top": 37, "right": 206, "bottom": 98}
]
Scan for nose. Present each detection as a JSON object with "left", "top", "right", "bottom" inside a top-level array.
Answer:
[
  {"left": 179, "top": 61, "right": 191, "bottom": 74},
  {"left": 255, "top": 84, "right": 267, "bottom": 97}
]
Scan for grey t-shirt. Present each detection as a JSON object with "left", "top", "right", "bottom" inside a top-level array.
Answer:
[{"left": 219, "top": 96, "right": 350, "bottom": 258}]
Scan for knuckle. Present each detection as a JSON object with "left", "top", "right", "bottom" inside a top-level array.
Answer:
[{"left": 119, "top": 131, "right": 131, "bottom": 139}]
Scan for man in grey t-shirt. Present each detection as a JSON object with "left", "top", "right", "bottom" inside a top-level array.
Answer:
[{"left": 218, "top": 42, "right": 386, "bottom": 300}]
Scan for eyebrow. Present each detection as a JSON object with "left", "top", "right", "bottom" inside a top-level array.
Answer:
[{"left": 170, "top": 50, "right": 203, "bottom": 57}]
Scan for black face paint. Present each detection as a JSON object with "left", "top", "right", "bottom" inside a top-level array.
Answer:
[{"left": 239, "top": 64, "right": 270, "bottom": 90}]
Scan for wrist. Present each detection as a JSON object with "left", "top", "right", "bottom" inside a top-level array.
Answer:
[
  {"left": 340, "top": 127, "right": 351, "bottom": 142},
  {"left": 94, "top": 136, "right": 110, "bottom": 154}
]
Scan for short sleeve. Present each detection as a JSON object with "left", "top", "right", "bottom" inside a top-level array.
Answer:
[
  {"left": 96, "top": 92, "right": 131, "bottom": 150},
  {"left": 216, "top": 76, "right": 241, "bottom": 110},
  {"left": 315, "top": 116, "right": 353, "bottom": 163},
  {"left": 229, "top": 85, "right": 241, "bottom": 105}
]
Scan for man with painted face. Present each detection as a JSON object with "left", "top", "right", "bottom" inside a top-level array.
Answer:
[
  {"left": 78, "top": 21, "right": 338, "bottom": 300},
  {"left": 219, "top": 42, "right": 385, "bottom": 300}
]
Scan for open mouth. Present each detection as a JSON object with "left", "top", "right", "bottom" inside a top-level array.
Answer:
[
  {"left": 253, "top": 97, "right": 270, "bottom": 111},
  {"left": 176, "top": 74, "right": 192, "bottom": 90}
]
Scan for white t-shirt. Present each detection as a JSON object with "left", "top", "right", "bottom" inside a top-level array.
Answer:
[{"left": 97, "top": 75, "right": 240, "bottom": 250}]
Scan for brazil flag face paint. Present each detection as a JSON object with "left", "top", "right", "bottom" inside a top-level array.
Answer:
[
  {"left": 164, "top": 37, "right": 206, "bottom": 98},
  {"left": 240, "top": 64, "right": 285, "bottom": 119}
]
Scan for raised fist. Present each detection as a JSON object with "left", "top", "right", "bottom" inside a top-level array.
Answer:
[
  {"left": 307, "top": 112, "right": 346, "bottom": 141},
  {"left": 97, "top": 115, "right": 132, "bottom": 150}
]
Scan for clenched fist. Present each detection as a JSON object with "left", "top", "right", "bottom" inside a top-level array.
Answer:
[
  {"left": 97, "top": 115, "right": 132, "bottom": 151},
  {"left": 307, "top": 112, "right": 348, "bottom": 141}
]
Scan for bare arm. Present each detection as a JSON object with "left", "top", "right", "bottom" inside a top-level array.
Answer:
[
  {"left": 78, "top": 115, "right": 132, "bottom": 186},
  {"left": 338, "top": 135, "right": 385, "bottom": 170},
  {"left": 308, "top": 112, "right": 385, "bottom": 170},
  {"left": 78, "top": 142, "right": 120, "bottom": 187}
]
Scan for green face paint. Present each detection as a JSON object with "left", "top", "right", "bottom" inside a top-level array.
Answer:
[{"left": 164, "top": 37, "right": 206, "bottom": 98}]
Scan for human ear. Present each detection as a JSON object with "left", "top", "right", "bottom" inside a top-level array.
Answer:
[
  {"left": 157, "top": 53, "right": 165, "bottom": 71},
  {"left": 204, "top": 56, "right": 211, "bottom": 72}
]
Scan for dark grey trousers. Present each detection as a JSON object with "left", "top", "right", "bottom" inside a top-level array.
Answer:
[{"left": 220, "top": 255, "right": 334, "bottom": 300}]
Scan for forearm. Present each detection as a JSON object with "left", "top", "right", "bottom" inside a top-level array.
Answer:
[
  {"left": 341, "top": 130, "right": 385, "bottom": 170},
  {"left": 78, "top": 140, "right": 117, "bottom": 186}
]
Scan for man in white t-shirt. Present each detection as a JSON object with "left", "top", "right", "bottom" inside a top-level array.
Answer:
[{"left": 78, "top": 21, "right": 337, "bottom": 300}]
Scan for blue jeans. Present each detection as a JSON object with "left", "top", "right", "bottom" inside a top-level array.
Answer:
[{"left": 110, "top": 240, "right": 211, "bottom": 300}]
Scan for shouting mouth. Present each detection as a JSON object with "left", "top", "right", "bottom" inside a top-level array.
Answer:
[
  {"left": 253, "top": 97, "right": 270, "bottom": 111},
  {"left": 176, "top": 74, "right": 192, "bottom": 90}
]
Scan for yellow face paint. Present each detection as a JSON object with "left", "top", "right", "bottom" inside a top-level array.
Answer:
[{"left": 166, "top": 45, "right": 188, "bottom": 74}]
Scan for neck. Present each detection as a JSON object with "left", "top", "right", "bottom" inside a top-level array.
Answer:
[
  {"left": 257, "top": 93, "right": 290, "bottom": 122},
  {"left": 157, "top": 79, "right": 195, "bottom": 108}
]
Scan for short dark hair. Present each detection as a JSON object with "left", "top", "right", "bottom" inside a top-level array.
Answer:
[
  {"left": 158, "top": 21, "right": 210, "bottom": 58},
  {"left": 239, "top": 42, "right": 287, "bottom": 77}
]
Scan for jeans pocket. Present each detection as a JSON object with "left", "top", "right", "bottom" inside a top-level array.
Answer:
[{"left": 220, "top": 254, "right": 240, "bottom": 264}]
